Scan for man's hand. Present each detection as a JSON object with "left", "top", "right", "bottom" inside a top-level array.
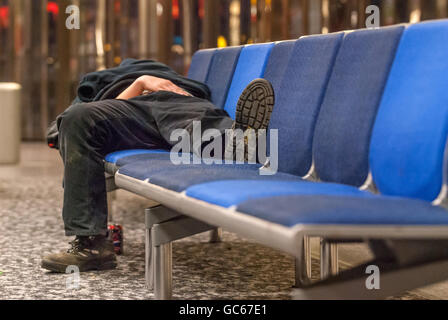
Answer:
[
  {"left": 138, "top": 75, "right": 192, "bottom": 97},
  {"left": 116, "top": 75, "right": 192, "bottom": 100}
]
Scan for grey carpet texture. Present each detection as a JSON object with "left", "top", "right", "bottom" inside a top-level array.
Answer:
[{"left": 0, "top": 168, "right": 427, "bottom": 300}]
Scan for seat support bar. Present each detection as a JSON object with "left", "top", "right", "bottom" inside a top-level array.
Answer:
[
  {"left": 154, "top": 242, "right": 172, "bottom": 300},
  {"left": 209, "top": 228, "right": 223, "bottom": 243},
  {"left": 152, "top": 216, "right": 216, "bottom": 246},
  {"left": 294, "top": 236, "right": 312, "bottom": 288},
  {"left": 145, "top": 206, "right": 184, "bottom": 290},
  {"left": 146, "top": 206, "right": 218, "bottom": 298},
  {"left": 294, "top": 259, "right": 448, "bottom": 300},
  {"left": 321, "top": 239, "right": 339, "bottom": 279}
]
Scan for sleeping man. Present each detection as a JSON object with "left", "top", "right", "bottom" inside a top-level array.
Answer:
[{"left": 41, "top": 59, "right": 275, "bottom": 273}]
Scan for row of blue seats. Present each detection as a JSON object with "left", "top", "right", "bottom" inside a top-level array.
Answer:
[{"left": 107, "top": 19, "right": 448, "bottom": 299}]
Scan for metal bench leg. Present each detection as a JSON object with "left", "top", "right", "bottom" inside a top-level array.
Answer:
[
  {"left": 209, "top": 228, "right": 222, "bottom": 243},
  {"left": 145, "top": 208, "right": 153, "bottom": 289},
  {"left": 294, "top": 236, "right": 312, "bottom": 288},
  {"left": 105, "top": 173, "right": 117, "bottom": 222},
  {"left": 144, "top": 205, "right": 181, "bottom": 290},
  {"left": 145, "top": 224, "right": 154, "bottom": 289},
  {"left": 321, "top": 239, "right": 339, "bottom": 279},
  {"left": 146, "top": 206, "right": 216, "bottom": 298},
  {"left": 106, "top": 190, "right": 116, "bottom": 222},
  {"left": 154, "top": 242, "right": 172, "bottom": 300},
  {"left": 305, "top": 236, "right": 312, "bottom": 279}
]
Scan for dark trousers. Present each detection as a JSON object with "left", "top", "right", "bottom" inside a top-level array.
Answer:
[{"left": 57, "top": 93, "right": 233, "bottom": 236}]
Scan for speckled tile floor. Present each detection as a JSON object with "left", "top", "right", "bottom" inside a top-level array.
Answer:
[{"left": 0, "top": 143, "right": 433, "bottom": 300}]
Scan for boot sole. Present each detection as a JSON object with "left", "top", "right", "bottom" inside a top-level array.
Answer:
[
  {"left": 234, "top": 79, "right": 275, "bottom": 131},
  {"left": 41, "top": 259, "right": 117, "bottom": 273}
]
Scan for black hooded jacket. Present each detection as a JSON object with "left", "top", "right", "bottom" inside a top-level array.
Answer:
[
  {"left": 47, "top": 59, "right": 212, "bottom": 149},
  {"left": 77, "top": 58, "right": 210, "bottom": 102}
]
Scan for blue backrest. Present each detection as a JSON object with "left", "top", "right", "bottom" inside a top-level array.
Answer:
[
  {"left": 224, "top": 43, "right": 275, "bottom": 119},
  {"left": 312, "top": 26, "right": 404, "bottom": 187},
  {"left": 187, "top": 49, "right": 216, "bottom": 82},
  {"left": 370, "top": 20, "right": 448, "bottom": 202},
  {"left": 263, "top": 40, "right": 296, "bottom": 95},
  {"left": 206, "top": 46, "right": 242, "bottom": 109},
  {"left": 268, "top": 33, "right": 343, "bottom": 176}
]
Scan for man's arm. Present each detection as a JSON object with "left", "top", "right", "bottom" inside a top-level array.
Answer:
[{"left": 116, "top": 75, "right": 192, "bottom": 99}]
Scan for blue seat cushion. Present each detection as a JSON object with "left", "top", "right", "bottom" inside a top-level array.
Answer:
[
  {"left": 267, "top": 33, "right": 344, "bottom": 177},
  {"left": 118, "top": 160, "right": 301, "bottom": 192},
  {"left": 109, "top": 151, "right": 218, "bottom": 167},
  {"left": 206, "top": 46, "right": 242, "bottom": 109},
  {"left": 263, "top": 40, "right": 296, "bottom": 95},
  {"left": 312, "top": 26, "right": 404, "bottom": 187},
  {"left": 187, "top": 49, "right": 216, "bottom": 82},
  {"left": 105, "top": 149, "right": 169, "bottom": 164},
  {"left": 370, "top": 20, "right": 448, "bottom": 201},
  {"left": 186, "top": 180, "right": 372, "bottom": 208},
  {"left": 237, "top": 195, "right": 448, "bottom": 227},
  {"left": 224, "top": 43, "right": 274, "bottom": 119}
]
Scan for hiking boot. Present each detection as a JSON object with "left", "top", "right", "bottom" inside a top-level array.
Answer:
[
  {"left": 224, "top": 78, "right": 275, "bottom": 162},
  {"left": 41, "top": 235, "right": 117, "bottom": 273},
  {"left": 234, "top": 78, "right": 275, "bottom": 131}
]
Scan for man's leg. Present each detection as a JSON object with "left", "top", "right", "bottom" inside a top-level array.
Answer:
[
  {"left": 59, "top": 99, "right": 165, "bottom": 236},
  {"left": 145, "top": 79, "right": 275, "bottom": 161},
  {"left": 42, "top": 99, "right": 166, "bottom": 272}
]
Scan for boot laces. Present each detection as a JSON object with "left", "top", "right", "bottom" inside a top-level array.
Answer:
[{"left": 67, "top": 237, "right": 90, "bottom": 254}]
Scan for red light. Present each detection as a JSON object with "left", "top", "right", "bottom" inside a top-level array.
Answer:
[
  {"left": 47, "top": 2, "right": 59, "bottom": 15},
  {"left": 0, "top": 6, "right": 9, "bottom": 27},
  {"left": 198, "top": 0, "right": 204, "bottom": 19},
  {"left": 114, "top": 1, "right": 121, "bottom": 13},
  {"left": 0, "top": 7, "right": 8, "bottom": 19},
  {"left": 172, "top": 0, "right": 179, "bottom": 19}
]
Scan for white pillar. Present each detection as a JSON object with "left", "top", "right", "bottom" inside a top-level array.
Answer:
[{"left": 0, "top": 83, "right": 22, "bottom": 164}]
